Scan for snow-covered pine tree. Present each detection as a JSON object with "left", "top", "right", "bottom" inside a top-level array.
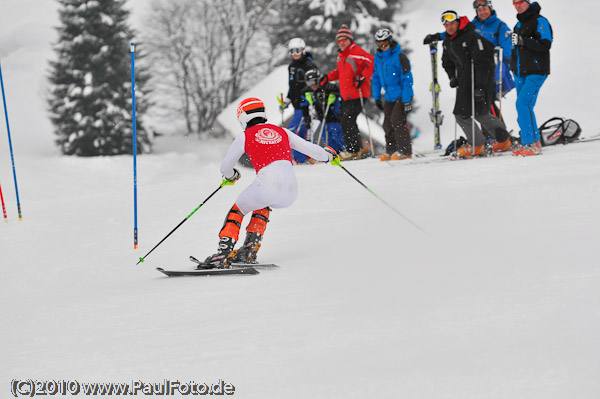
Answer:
[{"left": 48, "top": 0, "right": 151, "bottom": 156}]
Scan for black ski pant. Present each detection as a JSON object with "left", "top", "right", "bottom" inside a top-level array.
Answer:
[
  {"left": 383, "top": 99, "right": 411, "bottom": 156},
  {"left": 481, "top": 102, "right": 510, "bottom": 142},
  {"left": 455, "top": 110, "right": 507, "bottom": 147},
  {"left": 339, "top": 99, "right": 363, "bottom": 153}
]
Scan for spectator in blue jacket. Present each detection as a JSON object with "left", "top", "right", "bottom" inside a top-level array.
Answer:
[
  {"left": 510, "top": 0, "right": 553, "bottom": 156},
  {"left": 371, "top": 28, "right": 414, "bottom": 161},
  {"left": 471, "top": 0, "right": 515, "bottom": 97}
]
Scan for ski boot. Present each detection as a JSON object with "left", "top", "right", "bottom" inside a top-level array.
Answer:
[
  {"left": 227, "top": 232, "right": 263, "bottom": 265},
  {"left": 202, "top": 236, "right": 236, "bottom": 269}
]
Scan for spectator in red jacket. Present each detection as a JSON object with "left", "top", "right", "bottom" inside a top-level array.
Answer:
[{"left": 321, "top": 24, "right": 374, "bottom": 160}]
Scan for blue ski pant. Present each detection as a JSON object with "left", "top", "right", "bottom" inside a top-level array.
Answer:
[
  {"left": 322, "top": 122, "right": 345, "bottom": 153},
  {"left": 287, "top": 108, "right": 309, "bottom": 164},
  {"left": 514, "top": 74, "right": 548, "bottom": 146}
]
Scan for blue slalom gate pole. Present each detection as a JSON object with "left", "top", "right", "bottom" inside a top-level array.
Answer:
[
  {"left": 0, "top": 60, "right": 22, "bottom": 221},
  {"left": 130, "top": 43, "right": 138, "bottom": 249}
]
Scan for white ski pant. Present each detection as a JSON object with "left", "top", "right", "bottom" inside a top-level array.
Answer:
[{"left": 235, "top": 160, "right": 298, "bottom": 215}]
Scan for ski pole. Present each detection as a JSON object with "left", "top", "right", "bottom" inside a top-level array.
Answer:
[
  {"left": 136, "top": 178, "right": 233, "bottom": 265},
  {"left": 497, "top": 47, "right": 503, "bottom": 121},
  {"left": 315, "top": 100, "right": 332, "bottom": 146},
  {"left": 471, "top": 58, "right": 475, "bottom": 157},
  {"left": 330, "top": 157, "right": 430, "bottom": 237},
  {"left": 0, "top": 60, "right": 22, "bottom": 221},
  {"left": 131, "top": 43, "right": 138, "bottom": 250},
  {"left": 358, "top": 90, "right": 374, "bottom": 157},
  {"left": 0, "top": 181, "right": 7, "bottom": 222},
  {"left": 277, "top": 93, "right": 285, "bottom": 126}
]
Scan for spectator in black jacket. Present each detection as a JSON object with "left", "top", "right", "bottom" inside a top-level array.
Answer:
[
  {"left": 440, "top": 10, "right": 509, "bottom": 158},
  {"left": 283, "top": 38, "right": 318, "bottom": 164},
  {"left": 510, "top": 0, "right": 553, "bottom": 156}
]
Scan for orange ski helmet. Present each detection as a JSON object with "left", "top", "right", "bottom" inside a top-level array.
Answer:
[{"left": 237, "top": 97, "right": 267, "bottom": 129}]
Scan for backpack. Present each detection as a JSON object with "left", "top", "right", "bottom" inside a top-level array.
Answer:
[
  {"left": 444, "top": 136, "right": 468, "bottom": 156},
  {"left": 539, "top": 117, "right": 582, "bottom": 146}
]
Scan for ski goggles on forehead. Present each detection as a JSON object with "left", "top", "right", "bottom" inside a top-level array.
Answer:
[
  {"left": 289, "top": 48, "right": 303, "bottom": 55},
  {"left": 441, "top": 11, "right": 459, "bottom": 24},
  {"left": 473, "top": 2, "right": 489, "bottom": 9}
]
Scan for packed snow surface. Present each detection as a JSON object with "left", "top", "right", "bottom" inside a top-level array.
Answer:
[{"left": 1, "top": 0, "right": 600, "bottom": 398}]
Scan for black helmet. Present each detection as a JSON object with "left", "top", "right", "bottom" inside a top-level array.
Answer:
[
  {"left": 374, "top": 28, "right": 393, "bottom": 42},
  {"left": 305, "top": 69, "right": 321, "bottom": 86}
]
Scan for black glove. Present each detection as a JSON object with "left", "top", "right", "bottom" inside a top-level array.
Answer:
[
  {"left": 511, "top": 32, "right": 524, "bottom": 47},
  {"left": 449, "top": 77, "right": 459, "bottom": 88},
  {"left": 423, "top": 33, "right": 442, "bottom": 45},
  {"left": 319, "top": 76, "right": 329, "bottom": 87},
  {"left": 403, "top": 102, "right": 412, "bottom": 114},
  {"left": 354, "top": 76, "right": 365, "bottom": 88},
  {"left": 375, "top": 99, "right": 383, "bottom": 111},
  {"left": 303, "top": 117, "right": 312, "bottom": 130},
  {"left": 474, "top": 89, "right": 486, "bottom": 103}
]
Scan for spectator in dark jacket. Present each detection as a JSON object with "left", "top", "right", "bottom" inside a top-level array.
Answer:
[
  {"left": 510, "top": 0, "right": 553, "bottom": 157},
  {"left": 301, "top": 69, "right": 345, "bottom": 153},
  {"left": 440, "top": 10, "right": 509, "bottom": 158},
  {"left": 424, "top": 0, "right": 513, "bottom": 152},
  {"left": 284, "top": 37, "right": 318, "bottom": 164}
]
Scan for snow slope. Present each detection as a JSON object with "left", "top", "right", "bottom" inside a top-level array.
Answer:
[{"left": 2, "top": 1, "right": 600, "bottom": 398}]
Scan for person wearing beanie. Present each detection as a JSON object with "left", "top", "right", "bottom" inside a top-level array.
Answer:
[
  {"left": 320, "top": 24, "right": 374, "bottom": 160},
  {"left": 510, "top": 1, "right": 553, "bottom": 156},
  {"left": 440, "top": 10, "right": 509, "bottom": 158}
]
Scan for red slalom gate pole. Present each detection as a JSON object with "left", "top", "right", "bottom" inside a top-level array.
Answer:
[{"left": 0, "top": 181, "right": 7, "bottom": 222}]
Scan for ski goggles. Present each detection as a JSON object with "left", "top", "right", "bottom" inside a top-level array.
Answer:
[
  {"left": 513, "top": 0, "right": 530, "bottom": 4},
  {"left": 376, "top": 41, "right": 390, "bottom": 49},
  {"left": 289, "top": 48, "right": 303, "bottom": 55},
  {"left": 441, "top": 11, "right": 459, "bottom": 24},
  {"left": 473, "top": 1, "right": 491, "bottom": 9}
]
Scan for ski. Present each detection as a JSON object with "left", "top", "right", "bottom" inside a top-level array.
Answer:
[
  {"left": 428, "top": 42, "right": 444, "bottom": 150},
  {"left": 189, "top": 255, "right": 280, "bottom": 270},
  {"left": 570, "top": 134, "right": 600, "bottom": 144},
  {"left": 156, "top": 267, "right": 258, "bottom": 277}
]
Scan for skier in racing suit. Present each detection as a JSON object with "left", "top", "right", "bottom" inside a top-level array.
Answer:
[{"left": 203, "top": 97, "right": 337, "bottom": 267}]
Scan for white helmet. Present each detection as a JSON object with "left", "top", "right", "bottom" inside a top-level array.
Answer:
[
  {"left": 288, "top": 38, "right": 306, "bottom": 54},
  {"left": 236, "top": 98, "right": 267, "bottom": 130}
]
